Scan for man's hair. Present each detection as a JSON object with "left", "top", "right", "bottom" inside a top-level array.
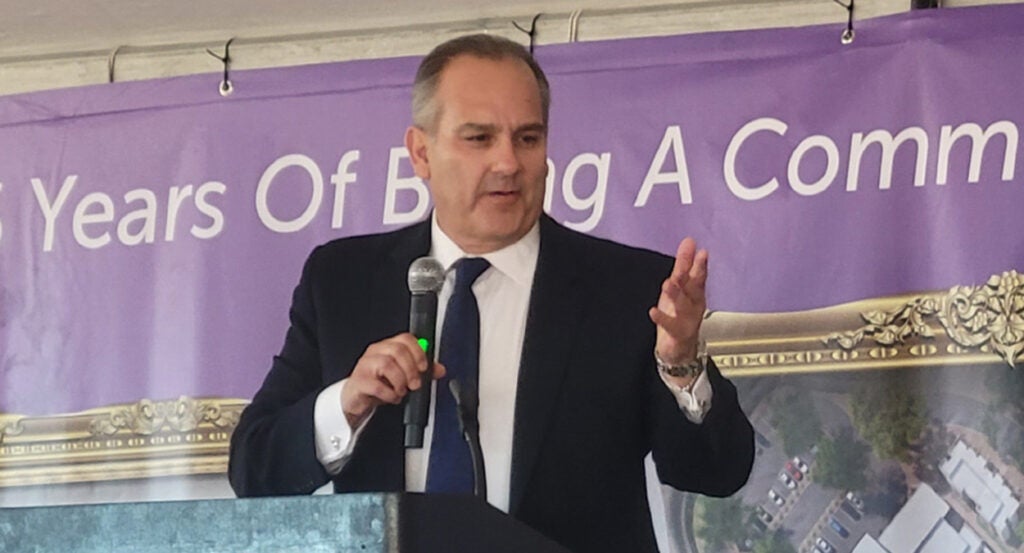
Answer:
[{"left": 411, "top": 34, "right": 551, "bottom": 131}]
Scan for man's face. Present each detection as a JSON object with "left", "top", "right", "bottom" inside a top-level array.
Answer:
[{"left": 406, "top": 55, "right": 548, "bottom": 254}]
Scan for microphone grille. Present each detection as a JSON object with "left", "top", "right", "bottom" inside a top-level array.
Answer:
[{"left": 407, "top": 256, "right": 445, "bottom": 293}]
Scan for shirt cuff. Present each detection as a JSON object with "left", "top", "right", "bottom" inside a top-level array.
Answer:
[
  {"left": 659, "top": 367, "right": 713, "bottom": 424},
  {"left": 314, "top": 379, "right": 373, "bottom": 475}
]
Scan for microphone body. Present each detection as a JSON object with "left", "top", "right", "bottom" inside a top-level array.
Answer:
[
  {"left": 404, "top": 257, "right": 445, "bottom": 448},
  {"left": 404, "top": 291, "right": 437, "bottom": 447}
]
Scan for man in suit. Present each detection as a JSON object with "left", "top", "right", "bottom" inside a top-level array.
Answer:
[{"left": 229, "top": 34, "right": 754, "bottom": 553}]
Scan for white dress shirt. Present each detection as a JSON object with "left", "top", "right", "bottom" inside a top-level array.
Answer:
[{"left": 312, "top": 216, "right": 712, "bottom": 512}]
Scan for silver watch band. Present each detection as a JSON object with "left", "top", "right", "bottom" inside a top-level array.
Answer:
[{"left": 654, "top": 340, "right": 707, "bottom": 379}]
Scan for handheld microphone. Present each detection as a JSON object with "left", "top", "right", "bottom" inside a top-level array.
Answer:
[
  {"left": 404, "top": 257, "right": 445, "bottom": 448},
  {"left": 449, "top": 379, "right": 487, "bottom": 501}
]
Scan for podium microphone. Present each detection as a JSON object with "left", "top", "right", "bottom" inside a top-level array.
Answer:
[
  {"left": 404, "top": 257, "right": 445, "bottom": 448},
  {"left": 449, "top": 379, "right": 487, "bottom": 501}
]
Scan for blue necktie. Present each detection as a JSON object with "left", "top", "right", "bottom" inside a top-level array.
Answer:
[{"left": 425, "top": 257, "right": 490, "bottom": 494}]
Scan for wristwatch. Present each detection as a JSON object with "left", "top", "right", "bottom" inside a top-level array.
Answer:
[{"left": 655, "top": 340, "right": 707, "bottom": 379}]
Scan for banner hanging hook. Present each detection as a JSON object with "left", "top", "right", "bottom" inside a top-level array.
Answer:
[
  {"left": 568, "top": 10, "right": 582, "bottom": 42},
  {"left": 107, "top": 46, "right": 124, "bottom": 83},
  {"left": 832, "top": 0, "right": 855, "bottom": 44},
  {"left": 512, "top": 13, "right": 542, "bottom": 54},
  {"left": 206, "top": 38, "right": 235, "bottom": 96}
]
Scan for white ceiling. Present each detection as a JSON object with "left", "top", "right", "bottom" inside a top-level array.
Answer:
[
  {"left": 3, "top": 0, "right": 1021, "bottom": 96},
  {"left": 4, "top": 0, "right": 1024, "bottom": 62},
  {"left": 0, "top": 0, "right": 651, "bottom": 60},
  {"left": 12, "top": 0, "right": 894, "bottom": 95}
]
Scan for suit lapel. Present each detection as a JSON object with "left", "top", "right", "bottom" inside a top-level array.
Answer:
[
  {"left": 508, "top": 216, "right": 590, "bottom": 515},
  {"left": 367, "top": 219, "right": 432, "bottom": 490}
]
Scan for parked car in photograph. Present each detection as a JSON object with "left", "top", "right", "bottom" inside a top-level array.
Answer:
[
  {"left": 792, "top": 456, "right": 809, "bottom": 474},
  {"left": 828, "top": 516, "right": 850, "bottom": 539},
  {"left": 816, "top": 536, "right": 836, "bottom": 553},
  {"left": 756, "top": 505, "right": 774, "bottom": 524},
  {"left": 784, "top": 460, "right": 804, "bottom": 480},
  {"left": 750, "top": 518, "right": 767, "bottom": 534},
  {"left": 840, "top": 500, "right": 862, "bottom": 521},
  {"left": 778, "top": 472, "right": 796, "bottom": 489},
  {"left": 768, "top": 488, "right": 785, "bottom": 506},
  {"left": 846, "top": 491, "right": 864, "bottom": 510}
]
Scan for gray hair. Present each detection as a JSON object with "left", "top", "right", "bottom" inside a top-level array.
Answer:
[{"left": 411, "top": 34, "right": 551, "bottom": 131}]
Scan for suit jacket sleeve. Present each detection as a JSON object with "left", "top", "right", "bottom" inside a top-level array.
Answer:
[
  {"left": 606, "top": 239, "right": 754, "bottom": 498},
  {"left": 649, "top": 354, "right": 755, "bottom": 497},
  {"left": 228, "top": 245, "right": 332, "bottom": 497}
]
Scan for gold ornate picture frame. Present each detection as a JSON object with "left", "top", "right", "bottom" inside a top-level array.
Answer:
[{"left": 2, "top": 271, "right": 1020, "bottom": 489}]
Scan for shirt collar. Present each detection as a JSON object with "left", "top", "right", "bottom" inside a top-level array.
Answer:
[{"left": 430, "top": 213, "right": 540, "bottom": 288}]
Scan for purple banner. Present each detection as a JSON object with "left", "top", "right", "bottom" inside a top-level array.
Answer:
[{"left": 1, "top": 4, "right": 1023, "bottom": 417}]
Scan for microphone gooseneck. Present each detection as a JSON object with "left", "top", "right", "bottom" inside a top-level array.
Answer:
[
  {"left": 404, "top": 257, "right": 445, "bottom": 448},
  {"left": 449, "top": 379, "right": 487, "bottom": 501}
]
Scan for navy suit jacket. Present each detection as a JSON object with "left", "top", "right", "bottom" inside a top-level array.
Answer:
[{"left": 229, "top": 215, "right": 754, "bottom": 553}]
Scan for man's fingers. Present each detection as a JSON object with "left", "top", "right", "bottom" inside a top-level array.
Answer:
[
  {"left": 655, "top": 239, "right": 709, "bottom": 367},
  {"left": 345, "top": 333, "right": 430, "bottom": 415},
  {"left": 344, "top": 329, "right": 447, "bottom": 420},
  {"left": 365, "top": 377, "right": 402, "bottom": 404},
  {"left": 367, "top": 333, "right": 429, "bottom": 389},
  {"left": 372, "top": 358, "right": 412, "bottom": 397},
  {"left": 663, "top": 272, "right": 690, "bottom": 297},
  {"left": 671, "top": 237, "right": 697, "bottom": 278},
  {"left": 688, "top": 249, "right": 709, "bottom": 290},
  {"left": 387, "top": 338, "right": 427, "bottom": 389},
  {"left": 649, "top": 306, "right": 672, "bottom": 328},
  {"left": 661, "top": 278, "right": 681, "bottom": 300},
  {"left": 678, "top": 251, "right": 708, "bottom": 308},
  {"left": 394, "top": 332, "right": 431, "bottom": 373},
  {"left": 347, "top": 363, "right": 403, "bottom": 407},
  {"left": 432, "top": 361, "right": 447, "bottom": 380}
]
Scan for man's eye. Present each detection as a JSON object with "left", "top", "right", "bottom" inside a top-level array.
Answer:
[
  {"left": 466, "top": 134, "right": 489, "bottom": 142},
  {"left": 519, "top": 134, "right": 542, "bottom": 146}
]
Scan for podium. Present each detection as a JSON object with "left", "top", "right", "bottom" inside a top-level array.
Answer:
[{"left": 0, "top": 493, "right": 572, "bottom": 552}]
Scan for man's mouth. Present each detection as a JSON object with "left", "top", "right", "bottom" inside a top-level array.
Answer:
[{"left": 486, "top": 189, "right": 520, "bottom": 198}]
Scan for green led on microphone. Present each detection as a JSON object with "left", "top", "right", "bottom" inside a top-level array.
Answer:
[{"left": 418, "top": 338, "right": 430, "bottom": 352}]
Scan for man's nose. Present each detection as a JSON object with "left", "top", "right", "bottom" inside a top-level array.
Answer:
[{"left": 490, "top": 137, "right": 521, "bottom": 176}]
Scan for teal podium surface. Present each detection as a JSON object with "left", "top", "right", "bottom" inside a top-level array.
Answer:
[{"left": 0, "top": 492, "right": 572, "bottom": 552}]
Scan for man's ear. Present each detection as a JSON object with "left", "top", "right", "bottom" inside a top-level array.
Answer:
[{"left": 405, "top": 126, "right": 431, "bottom": 180}]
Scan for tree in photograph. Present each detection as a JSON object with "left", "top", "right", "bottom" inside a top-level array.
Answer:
[
  {"left": 982, "top": 368, "right": 1024, "bottom": 472},
  {"left": 914, "top": 420, "right": 952, "bottom": 494},
  {"left": 753, "top": 530, "right": 797, "bottom": 553},
  {"left": 770, "top": 387, "right": 823, "bottom": 457},
  {"left": 985, "top": 367, "right": 1024, "bottom": 424},
  {"left": 1006, "top": 430, "right": 1024, "bottom": 474},
  {"left": 980, "top": 409, "right": 1000, "bottom": 448},
  {"left": 876, "top": 464, "right": 908, "bottom": 518},
  {"left": 815, "top": 426, "right": 869, "bottom": 492},
  {"left": 850, "top": 373, "right": 928, "bottom": 462},
  {"left": 695, "top": 495, "right": 750, "bottom": 551}
]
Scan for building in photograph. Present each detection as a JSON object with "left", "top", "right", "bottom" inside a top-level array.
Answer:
[
  {"left": 941, "top": 440, "right": 1022, "bottom": 544},
  {"left": 851, "top": 484, "right": 989, "bottom": 553}
]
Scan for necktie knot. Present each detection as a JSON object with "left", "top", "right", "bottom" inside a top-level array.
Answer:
[{"left": 454, "top": 257, "right": 490, "bottom": 291}]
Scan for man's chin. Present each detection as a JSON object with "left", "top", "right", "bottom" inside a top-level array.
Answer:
[{"left": 462, "top": 222, "right": 534, "bottom": 253}]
